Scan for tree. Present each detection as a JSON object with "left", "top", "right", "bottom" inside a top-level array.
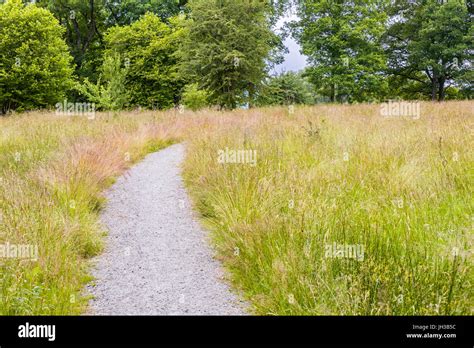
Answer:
[
  {"left": 292, "top": 0, "right": 388, "bottom": 103},
  {"left": 256, "top": 71, "right": 315, "bottom": 106},
  {"left": 0, "top": 0, "right": 73, "bottom": 113},
  {"left": 179, "top": 0, "right": 279, "bottom": 109},
  {"left": 384, "top": 0, "right": 473, "bottom": 101},
  {"left": 38, "top": 0, "right": 108, "bottom": 81},
  {"left": 104, "top": 13, "right": 185, "bottom": 109},
  {"left": 37, "top": 0, "right": 187, "bottom": 81}
]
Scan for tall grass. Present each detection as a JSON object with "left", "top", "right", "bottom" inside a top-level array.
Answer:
[
  {"left": 182, "top": 101, "right": 473, "bottom": 315},
  {"left": 0, "top": 111, "right": 180, "bottom": 314},
  {"left": 1, "top": 102, "right": 472, "bottom": 315}
]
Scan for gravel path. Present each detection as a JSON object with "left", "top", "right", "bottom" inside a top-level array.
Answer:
[{"left": 87, "top": 143, "right": 247, "bottom": 315}]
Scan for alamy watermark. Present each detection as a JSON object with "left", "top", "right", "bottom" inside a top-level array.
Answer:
[
  {"left": 380, "top": 100, "right": 420, "bottom": 119},
  {"left": 325, "top": 242, "right": 364, "bottom": 261},
  {"left": 55, "top": 99, "right": 96, "bottom": 119},
  {"left": 0, "top": 242, "right": 38, "bottom": 261},
  {"left": 217, "top": 148, "right": 257, "bottom": 166}
]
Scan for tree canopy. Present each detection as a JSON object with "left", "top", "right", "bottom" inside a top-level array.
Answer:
[
  {"left": 0, "top": 0, "right": 73, "bottom": 113},
  {"left": 292, "top": 0, "right": 389, "bottom": 103},
  {"left": 384, "top": 0, "right": 473, "bottom": 101},
  {"left": 104, "top": 13, "right": 185, "bottom": 108},
  {"left": 178, "top": 0, "right": 280, "bottom": 109},
  {"left": 0, "top": 0, "right": 471, "bottom": 113}
]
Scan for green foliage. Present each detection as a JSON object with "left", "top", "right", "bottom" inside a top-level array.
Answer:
[
  {"left": 104, "top": 0, "right": 188, "bottom": 25},
  {"left": 293, "top": 0, "right": 389, "bottom": 103},
  {"left": 0, "top": 0, "right": 73, "bottom": 113},
  {"left": 37, "top": 0, "right": 109, "bottom": 81},
  {"left": 179, "top": 0, "right": 278, "bottom": 109},
  {"left": 181, "top": 83, "right": 209, "bottom": 111},
  {"left": 3, "top": 0, "right": 471, "bottom": 111},
  {"left": 104, "top": 13, "right": 185, "bottom": 109},
  {"left": 75, "top": 53, "right": 129, "bottom": 111},
  {"left": 37, "top": 0, "right": 189, "bottom": 81},
  {"left": 384, "top": 0, "right": 473, "bottom": 101},
  {"left": 256, "top": 72, "right": 315, "bottom": 106}
]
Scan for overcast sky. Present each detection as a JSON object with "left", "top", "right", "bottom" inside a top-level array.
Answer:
[{"left": 272, "top": 13, "right": 308, "bottom": 75}]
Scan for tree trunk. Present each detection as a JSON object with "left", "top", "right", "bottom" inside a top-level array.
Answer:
[
  {"left": 330, "top": 83, "right": 335, "bottom": 102},
  {"left": 247, "top": 83, "right": 254, "bottom": 109},
  {"left": 438, "top": 76, "right": 446, "bottom": 102},
  {"left": 428, "top": 69, "right": 437, "bottom": 101},
  {"left": 431, "top": 78, "right": 437, "bottom": 101}
]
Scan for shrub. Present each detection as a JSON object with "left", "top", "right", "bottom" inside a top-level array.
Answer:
[
  {"left": 0, "top": 0, "right": 73, "bottom": 113},
  {"left": 256, "top": 72, "right": 316, "bottom": 106},
  {"left": 181, "top": 83, "right": 209, "bottom": 111},
  {"left": 75, "top": 53, "right": 129, "bottom": 111}
]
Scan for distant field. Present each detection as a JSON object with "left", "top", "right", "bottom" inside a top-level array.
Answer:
[{"left": 0, "top": 101, "right": 473, "bottom": 314}]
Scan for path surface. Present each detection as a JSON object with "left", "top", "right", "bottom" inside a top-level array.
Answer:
[{"left": 87, "top": 143, "right": 247, "bottom": 315}]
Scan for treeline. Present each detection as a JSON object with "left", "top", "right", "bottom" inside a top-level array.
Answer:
[
  {"left": 0, "top": 0, "right": 472, "bottom": 113},
  {"left": 292, "top": 0, "right": 473, "bottom": 103}
]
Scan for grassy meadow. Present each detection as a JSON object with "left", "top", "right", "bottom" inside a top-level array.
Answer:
[
  {"left": 0, "top": 111, "right": 179, "bottom": 314},
  {"left": 0, "top": 101, "right": 473, "bottom": 315}
]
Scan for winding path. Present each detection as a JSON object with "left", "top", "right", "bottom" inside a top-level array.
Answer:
[{"left": 87, "top": 143, "right": 247, "bottom": 315}]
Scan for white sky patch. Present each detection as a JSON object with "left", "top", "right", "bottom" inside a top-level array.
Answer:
[{"left": 272, "top": 12, "right": 308, "bottom": 74}]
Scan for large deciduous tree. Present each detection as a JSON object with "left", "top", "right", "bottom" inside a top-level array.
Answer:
[
  {"left": 292, "top": 0, "right": 388, "bottom": 103},
  {"left": 384, "top": 0, "right": 473, "bottom": 101},
  {"left": 38, "top": 0, "right": 107, "bottom": 80}
]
